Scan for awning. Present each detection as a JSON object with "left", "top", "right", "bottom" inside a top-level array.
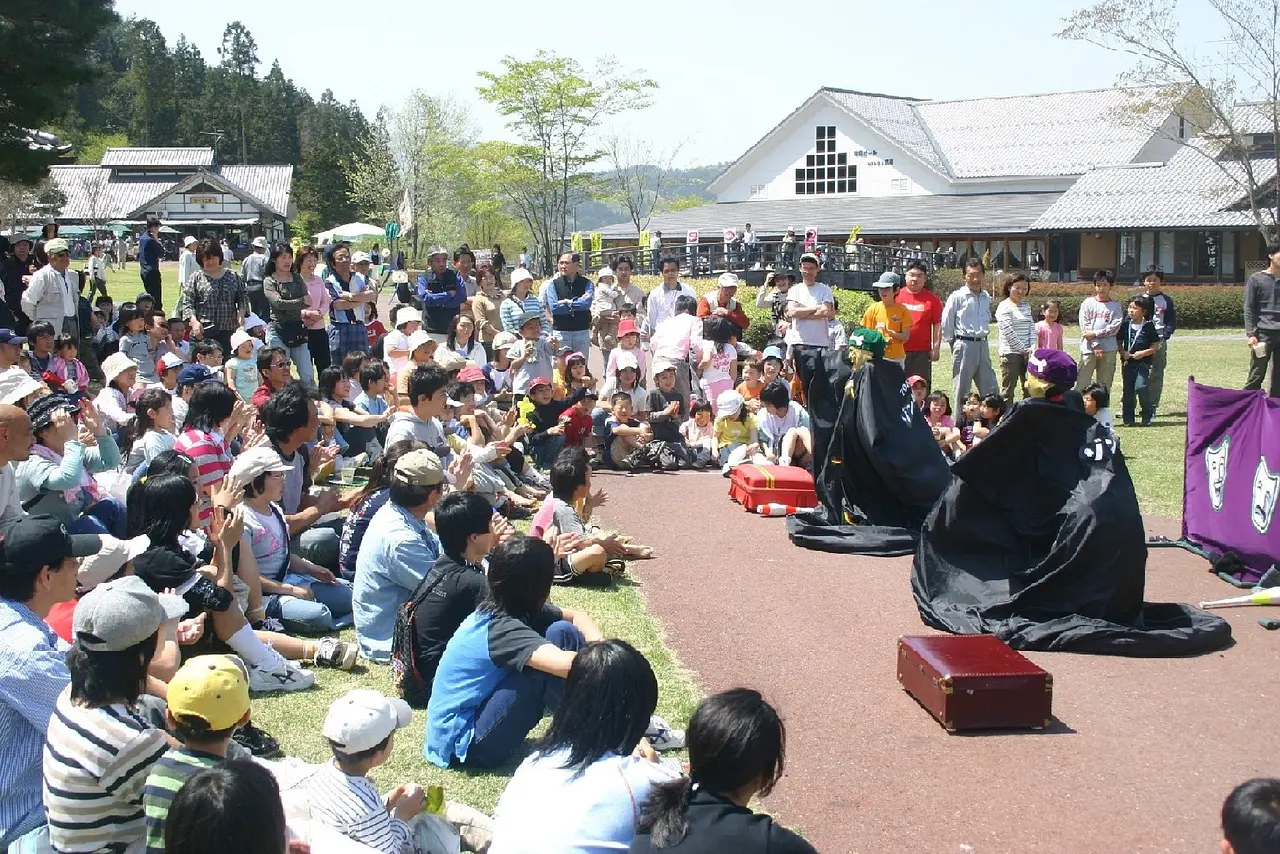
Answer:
[{"left": 160, "top": 218, "right": 259, "bottom": 226}]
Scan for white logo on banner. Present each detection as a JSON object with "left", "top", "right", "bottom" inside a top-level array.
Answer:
[
  {"left": 1252, "top": 455, "right": 1279, "bottom": 534},
  {"left": 1205, "top": 436, "right": 1230, "bottom": 512}
]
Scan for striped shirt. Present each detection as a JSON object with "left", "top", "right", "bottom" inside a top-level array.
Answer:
[
  {"left": 43, "top": 689, "right": 168, "bottom": 853},
  {"left": 142, "top": 748, "right": 221, "bottom": 853},
  {"left": 995, "top": 299, "right": 1036, "bottom": 356},
  {"left": 500, "top": 294, "right": 547, "bottom": 334},
  {"left": 300, "top": 761, "right": 410, "bottom": 854},
  {"left": 173, "top": 429, "right": 232, "bottom": 526}
]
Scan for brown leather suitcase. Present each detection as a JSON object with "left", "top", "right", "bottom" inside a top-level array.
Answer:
[{"left": 897, "top": 635, "right": 1052, "bottom": 732}]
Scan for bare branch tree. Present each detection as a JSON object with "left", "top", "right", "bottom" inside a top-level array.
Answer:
[
  {"left": 1059, "top": 0, "right": 1280, "bottom": 240},
  {"left": 601, "top": 131, "right": 685, "bottom": 237}
]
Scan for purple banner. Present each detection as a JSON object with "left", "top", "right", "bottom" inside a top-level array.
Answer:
[{"left": 1184, "top": 379, "right": 1280, "bottom": 581}]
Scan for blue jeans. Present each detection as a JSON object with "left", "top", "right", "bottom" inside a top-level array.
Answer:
[
  {"left": 292, "top": 518, "right": 342, "bottom": 570},
  {"left": 67, "top": 496, "right": 127, "bottom": 539},
  {"left": 555, "top": 329, "right": 591, "bottom": 358},
  {"left": 528, "top": 432, "right": 565, "bottom": 469},
  {"left": 266, "top": 330, "right": 315, "bottom": 389},
  {"left": 272, "top": 573, "right": 354, "bottom": 632},
  {"left": 460, "top": 620, "right": 585, "bottom": 768}
]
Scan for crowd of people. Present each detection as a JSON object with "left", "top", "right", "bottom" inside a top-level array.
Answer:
[{"left": 0, "top": 223, "right": 1275, "bottom": 854}]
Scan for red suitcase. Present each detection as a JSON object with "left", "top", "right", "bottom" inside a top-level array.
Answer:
[
  {"left": 727, "top": 464, "right": 818, "bottom": 512},
  {"left": 897, "top": 635, "right": 1052, "bottom": 732}
]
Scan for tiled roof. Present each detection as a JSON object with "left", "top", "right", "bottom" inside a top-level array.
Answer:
[
  {"left": 100, "top": 147, "right": 215, "bottom": 168},
  {"left": 823, "top": 90, "right": 948, "bottom": 175},
  {"left": 596, "top": 192, "right": 1061, "bottom": 239},
  {"left": 1031, "top": 141, "right": 1277, "bottom": 230},
  {"left": 217, "top": 165, "right": 293, "bottom": 216},
  {"left": 912, "top": 87, "right": 1160, "bottom": 178}
]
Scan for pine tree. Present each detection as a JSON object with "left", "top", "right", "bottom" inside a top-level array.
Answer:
[{"left": 217, "top": 22, "right": 259, "bottom": 165}]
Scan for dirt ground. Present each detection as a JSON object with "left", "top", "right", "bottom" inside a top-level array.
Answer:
[{"left": 593, "top": 471, "right": 1279, "bottom": 854}]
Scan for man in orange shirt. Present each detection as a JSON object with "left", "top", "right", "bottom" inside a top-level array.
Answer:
[
  {"left": 862, "top": 271, "right": 913, "bottom": 365},
  {"left": 697, "top": 272, "right": 751, "bottom": 336}
]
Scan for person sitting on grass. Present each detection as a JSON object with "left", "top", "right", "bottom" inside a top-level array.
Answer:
[
  {"left": 250, "top": 345, "right": 291, "bottom": 408},
  {"left": 924, "top": 391, "right": 963, "bottom": 457},
  {"left": 353, "top": 449, "right": 449, "bottom": 663},
  {"left": 383, "top": 305, "right": 422, "bottom": 380},
  {"left": 142, "top": 654, "right": 252, "bottom": 854},
  {"left": 1220, "top": 778, "right": 1280, "bottom": 854},
  {"left": 760, "top": 345, "right": 786, "bottom": 388},
  {"left": 491, "top": 640, "right": 676, "bottom": 852},
  {"left": 54, "top": 332, "right": 89, "bottom": 394},
  {"left": 908, "top": 374, "right": 928, "bottom": 410},
  {"left": 631, "top": 688, "right": 816, "bottom": 854},
  {"left": 124, "top": 387, "right": 177, "bottom": 474},
  {"left": 163, "top": 760, "right": 292, "bottom": 854},
  {"left": 645, "top": 359, "right": 691, "bottom": 467},
  {"left": 192, "top": 338, "right": 224, "bottom": 371},
  {"left": 337, "top": 440, "right": 426, "bottom": 581},
  {"left": 397, "top": 491, "right": 506, "bottom": 707},
  {"left": 425, "top": 534, "right": 603, "bottom": 770},
  {"left": 603, "top": 391, "right": 651, "bottom": 471},
  {"left": 393, "top": 330, "right": 438, "bottom": 405},
  {"left": 756, "top": 379, "right": 812, "bottom": 470},
  {"left": 559, "top": 386, "right": 597, "bottom": 449},
  {"left": 93, "top": 351, "right": 139, "bottom": 435},
  {"left": 513, "top": 376, "right": 569, "bottom": 469},
  {"left": 971, "top": 393, "right": 1007, "bottom": 444}
]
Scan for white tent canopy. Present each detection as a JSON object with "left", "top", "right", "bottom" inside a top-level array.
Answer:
[{"left": 313, "top": 222, "right": 384, "bottom": 242}]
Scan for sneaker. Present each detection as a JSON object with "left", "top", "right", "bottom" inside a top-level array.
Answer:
[
  {"left": 721, "top": 464, "right": 732, "bottom": 478},
  {"left": 645, "top": 715, "right": 686, "bottom": 751},
  {"left": 251, "top": 616, "right": 286, "bottom": 633},
  {"left": 232, "top": 722, "right": 282, "bottom": 759},
  {"left": 313, "top": 637, "right": 358, "bottom": 670},
  {"left": 249, "top": 653, "right": 315, "bottom": 693}
]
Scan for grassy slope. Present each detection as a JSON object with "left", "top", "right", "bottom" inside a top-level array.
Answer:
[{"left": 102, "top": 263, "right": 1250, "bottom": 808}]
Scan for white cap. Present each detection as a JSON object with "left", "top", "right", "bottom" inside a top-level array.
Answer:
[
  {"left": 78, "top": 534, "right": 151, "bottom": 591},
  {"left": 716, "top": 389, "right": 744, "bottom": 418},
  {"left": 182, "top": 235, "right": 197, "bottom": 247},
  {"left": 394, "top": 307, "right": 422, "bottom": 328},
  {"left": 434, "top": 349, "right": 466, "bottom": 372},
  {"left": 101, "top": 352, "right": 136, "bottom": 385},
  {"left": 158, "top": 352, "right": 185, "bottom": 372},
  {"left": 251, "top": 236, "right": 267, "bottom": 249},
  {"left": 242, "top": 313, "right": 267, "bottom": 331},
  {"left": 0, "top": 366, "right": 46, "bottom": 405},
  {"left": 613, "top": 350, "right": 639, "bottom": 372},
  {"left": 227, "top": 446, "right": 293, "bottom": 491},
  {"left": 229, "top": 329, "right": 253, "bottom": 352},
  {"left": 406, "top": 330, "right": 436, "bottom": 354},
  {"left": 351, "top": 251, "right": 371, "bottom": 264},
  {"left": 597, "top": 267, "right": 615, "bottom": 280},
  {"left": 510, "top": 267, "right": 534, "bottom": 286},
  {"left": 323, "top": 689, "right": 413, "bottom": 753},
  {"left": 652, "top": 357, "right": 678, "bottom": 375},
  {"left": 717, "top": 272, "right": 740, "bottom": 289}
]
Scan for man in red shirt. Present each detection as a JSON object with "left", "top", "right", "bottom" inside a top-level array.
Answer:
[
  {"left": 896, "top": 260, "right": 943, "bottom": 388},
  {"left": 697, "top": 272, "right": 751, "bottom": 337},
  {"left": 251, "top": 345, "right": 292, "bottom": 407}
]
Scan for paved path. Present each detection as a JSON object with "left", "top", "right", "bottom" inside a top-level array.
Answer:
[{"left": 594, "top": 473, "right": 1278, "bottom": 854}]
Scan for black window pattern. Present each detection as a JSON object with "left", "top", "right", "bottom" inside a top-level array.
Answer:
[{"left": 798, "top": 126, "right": 856, "bottom": 195}]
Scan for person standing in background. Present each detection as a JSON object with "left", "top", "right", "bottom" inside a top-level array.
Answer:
[
  {"left": 1139, "top": 269, "right": 1176, "bottom": 413},
  {"left": 492, "top": 244, "right": 506, "bottom": 287},
  {"left": 995, "top": 273, "right": 1035, "bottom": 404},
  {"left": 542, "top": 252, "right": 594, "bottom": 357},
  {"left": 85, "top": 243, "right": 108, "bottom": 304},
  {"left": 649, "top": 232, "right": 662, "bottom": 274},
  {"left": 941, "top": 259, "right": 999, "bottom": 400},
  {"left": 1074, "top": 270, "right": 1124, "bottom": 396},
  {"left": 138, "top": 218, "right": 164, "bottom": 311},
  {"left": 897, "top": 260, "right": 943, "bottom": 388},
  {"left": 1244, "top": 242, "right": 1280, "bottom": 397},
  {"left": 178, "top": 235, "right": 199, "bottom": 291},
  {"left": 240, "top": 236, "right": 271, "bottom": 321}
]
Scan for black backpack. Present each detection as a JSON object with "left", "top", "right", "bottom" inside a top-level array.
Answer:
[{"left": 390, "top": 567, "right": 455, "bottom": 709}]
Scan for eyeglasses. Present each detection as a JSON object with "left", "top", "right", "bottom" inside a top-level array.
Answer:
[{"left": 271, "top": 361, "right": 289, "bottom": 370}]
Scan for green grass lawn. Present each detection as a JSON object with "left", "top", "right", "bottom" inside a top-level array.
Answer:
[{"left": 94, "top": 262, "right": 1254, "bottom": 811}]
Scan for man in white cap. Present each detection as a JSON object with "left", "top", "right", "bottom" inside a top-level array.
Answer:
[
  {"left": 697, "top": 272, "right": 751, "bottom": 337},
  {"left": 21, "top": 238, "right": 78, "bottom": 338},
  {"left": 240, "top": 235, "right": 270, "bottom": 320},
  {"left": 178, "top": 235, "right": 199, "bottom": 288}
]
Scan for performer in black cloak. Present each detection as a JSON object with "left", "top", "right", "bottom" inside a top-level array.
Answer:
[
  {"left": 912, "top": 349, "right": 1232, "bottom": 656},
  {"left": 788, "top": 328, "right": 952, "bottom": 556}
]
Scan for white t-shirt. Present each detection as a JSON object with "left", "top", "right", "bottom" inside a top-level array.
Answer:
[
  {"left": 784, "top": 282, "right": 835, "bottom": 346},
  {"left": 758, "top": 400, "right": 809, "bottom": 445},
  {"left": 0, "top": 462, "right": 23, "bottom": 523},
  {"left": 125, "top": 429, "right": 176, "bottom": 473},
  {"left": 383, "top": 328, "right": 411, "bottom": 377},
  {"left": 700, "top": 341, "right": 736, "bottom": 386},
  {"left": 242, "top": 503, "right": 290, "bottom": 581}
]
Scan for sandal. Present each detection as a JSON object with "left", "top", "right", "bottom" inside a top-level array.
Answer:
[{"left": 605, "top": 557, "right": 628, "bottom": 576}]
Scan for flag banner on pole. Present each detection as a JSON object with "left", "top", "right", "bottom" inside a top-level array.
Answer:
[{"left": 1183, "top": 379, "right": 1280, "bottom": 582}]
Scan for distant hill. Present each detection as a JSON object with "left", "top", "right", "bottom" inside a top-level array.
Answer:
[{"left": 572, "top": 163, "right": 727, "bottom": 233}]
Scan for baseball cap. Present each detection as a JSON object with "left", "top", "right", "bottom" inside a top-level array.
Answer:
[
  {"left": 26, "top": 393, "right": 76, "bottom": 434},
  {"left": 652, "top": 357, "right": 678, "bottom": 375},
  {"left": 848, "top": 328, "right": 887, "bottom": 359},
  {"left": 101, "top": 351, "right": 136, "bottom": 385},
  {"left": 177, "top": 363, "right": 217, "bottom": 386},
  {"left": 518, "top": 310, "right": 542, "bottom": 328},
  {"left": 158, "top": 352, "right": 185, "bottom": 373},
  {"left": 434, "top": 349, "right": 466, "bottom": 372},
  {"left": 457, "top": 365, "right": 485, "bottom": 383},
  {"left": 394, "top": 307, "right": 422, "bottom": 328},
  {"left": 799, "top": 252, "right": 819, "bottom": 265},
  {"left": 874, "top": 271, "right": 901, "bottom": 289},
  {"left": 761, "top": 345, "right": 785, "bottom": 363},
  {"left": 907, "top": 374, "right": 927, "bottom": 387},
  {"left": 613, "top": 350, "right": 639, "bottom": 372},
  {"left": 617, "top": 319, "right": 638, "bottom": 338},
  {"left": 230, "top": 329, "right": 253, "bottom": 352},
  {"left": 182, "top": 235, "right": 197, "bottom": 247},
  {"left": 77, "top": 534, "right": 151, "bottom": 591},
  {"left": 392, "top": 449, "right": 444, "bottom": 487},
  {"left": 717, "top": 272, "right": 740, "bottom": 289},
  {"left": 1027, "top": 348, "right": 1078, "bottom": 387},
  {"left": 227, "top": 446, "right": 293, "bottom": 491},
  {"left": 73, "top": 575, "right": 187, "bottom": 652},
  {"left": 491, "top": 331, "right": 519, "bottom": 351},
  {"left": 510, "top": 268, "right": 534, "bottom": 286},
  {"left": 716, "top": 389, "right": 744, "bottom": 418},
  {"left": 323, "top": 689, "right": 413, "bottom": 753},
  {"left": 168, "top": 655, "right": 251, "bottom": 731},
  {"left": 0, "top": 515, "right": 101, "bottom": 582},
  {"left": 351, "top": 251, "right": 371, "bottom": 264},
  {"left": 597, "top": 267, "right": 615, "bottom": 280},
  {"left": 44, "top": 238, "right": 69, "bottom": 256},
  {"left": 527, "top": 376, "right": 552, "bottom": 392},
  {"left": 427, "top": 244, "right": 449, "bottom": 258},
  {"left": 406, "top": 330, "right": 436, "bottom": 354},
  {"left": 568, "top": 386, "right": 598, "bottom": 405},
  {"left": 0, "top": 365, "right": 46, "bottom": 405},
  {"left": 251, "top": 236, "right": 267, "bottom": 249},
  {"left": 0, "top": 329, "right": 27, "bottom": 345}
]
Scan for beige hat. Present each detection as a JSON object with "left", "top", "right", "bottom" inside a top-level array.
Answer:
[
  {"left": 434, "top": 349, "right": 466, "bottom": 371},
  {"left": 491, "top": 331, "right": 519, "bottom": 351},
  {"left": 182, "top": 235, "right": 197, "bottom": 247},
  {"left": 227, "top": 446, "right": 293, "bottom": 491},
  {"left": 392, "top": 449, "right": 444, "bottom": 487},
  {"left": 77, "top": 534, "right": 151, "bottom": 591},
  {"left": 101, "top": 352, "right": 137, "bottom": 385},
  {"left": 73, "top": 575, "right": 187, "bottom": 652},
  {"left": 717, "top": 272, "right": 740, "bottom": 289},
  {"left": 406, "top": 330, "right": 436, "bottom": 354},
  {"left": 43, "top": 238, "right": 69, "bottom": 255},
  {"left": 0, "top": 366, "right": 46, "bottom": 405}
]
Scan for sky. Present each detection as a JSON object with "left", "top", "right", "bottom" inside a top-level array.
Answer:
[{"left": 116, "top": 0, "right": 1230, "bottom": 169}]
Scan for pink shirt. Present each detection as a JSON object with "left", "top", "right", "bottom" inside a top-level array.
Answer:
[
  {"left": 174, "top": 428, "right": 232, "bottom": 526},
  {"left": 305, "top": 274, "right": 331, "bottom": 330},
  {"left": 1036, "top": 320, "right": 1064, "bottom": 351}
]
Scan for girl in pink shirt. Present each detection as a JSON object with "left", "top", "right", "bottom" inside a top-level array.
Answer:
[{"left": 1036, "top": 298, "right": 1065, "bottom": 351}]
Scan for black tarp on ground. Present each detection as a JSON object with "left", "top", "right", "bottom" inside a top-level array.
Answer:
[
  {"left": 912, "top": 400, "right": 1232, "bottom": 656},
  {"left": 787, "top": 350, "right": 952, "bottom": 556}
]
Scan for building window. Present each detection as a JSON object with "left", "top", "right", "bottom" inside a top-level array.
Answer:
[
  {"left": 798, "top": 129, "right": 855, "bottom": 195},
  {"left": 1174, "top": 232, "right": 1196, "bottom": 276},
  {"left": 1117, "top": 232, "right": 1139, "bottom": 278}
]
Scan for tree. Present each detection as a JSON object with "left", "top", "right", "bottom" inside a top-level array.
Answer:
[
  {"left": 602, "top": 131, "right": 684, "bottom": 236},
  {"left": 346, "top": 108, "right": 401, "bottom": 228},
  {"left": 120, "top": 20, "right": 174, "bottom": 146},
  {"left": 477, "top": 51, "right": 657, "bottom": 274},
  {"left": 0, "top": 0, "right": 118, "bottom": 184},
  {"left": 1060, "top": 0, "right": 1280, "bottom": 239},
  {"left": 170, "top": 35, "right": 208, "bottom": 147},
  {"left": 295, "top": 90, "right": 368, "bottom": 235},
  {"left": 217, "top": 21, "right": 259, "bottom": 164},
  {"left": 0, "top": 178, "right": 64, "bottom": 232},
  {"left": 252, "top": 61, "right": 305, "bottom": 164},
  {"left": 76, "top": 131, "right": 130, "bottom": 165}
]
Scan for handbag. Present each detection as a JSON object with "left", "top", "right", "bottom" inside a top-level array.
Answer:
[{"left": 277, "top": 319, "right": 307, "bottom": 348}]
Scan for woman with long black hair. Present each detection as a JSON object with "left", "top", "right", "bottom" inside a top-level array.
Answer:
[
  {"left": 490, "top": 639, "right": 673, "bottom": 851},
  {"left": 263, "top": 241, "right": 315, "bottom": 388},
  {"left": 630, "top": 689, "right": 814, "bottom": 853}
]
